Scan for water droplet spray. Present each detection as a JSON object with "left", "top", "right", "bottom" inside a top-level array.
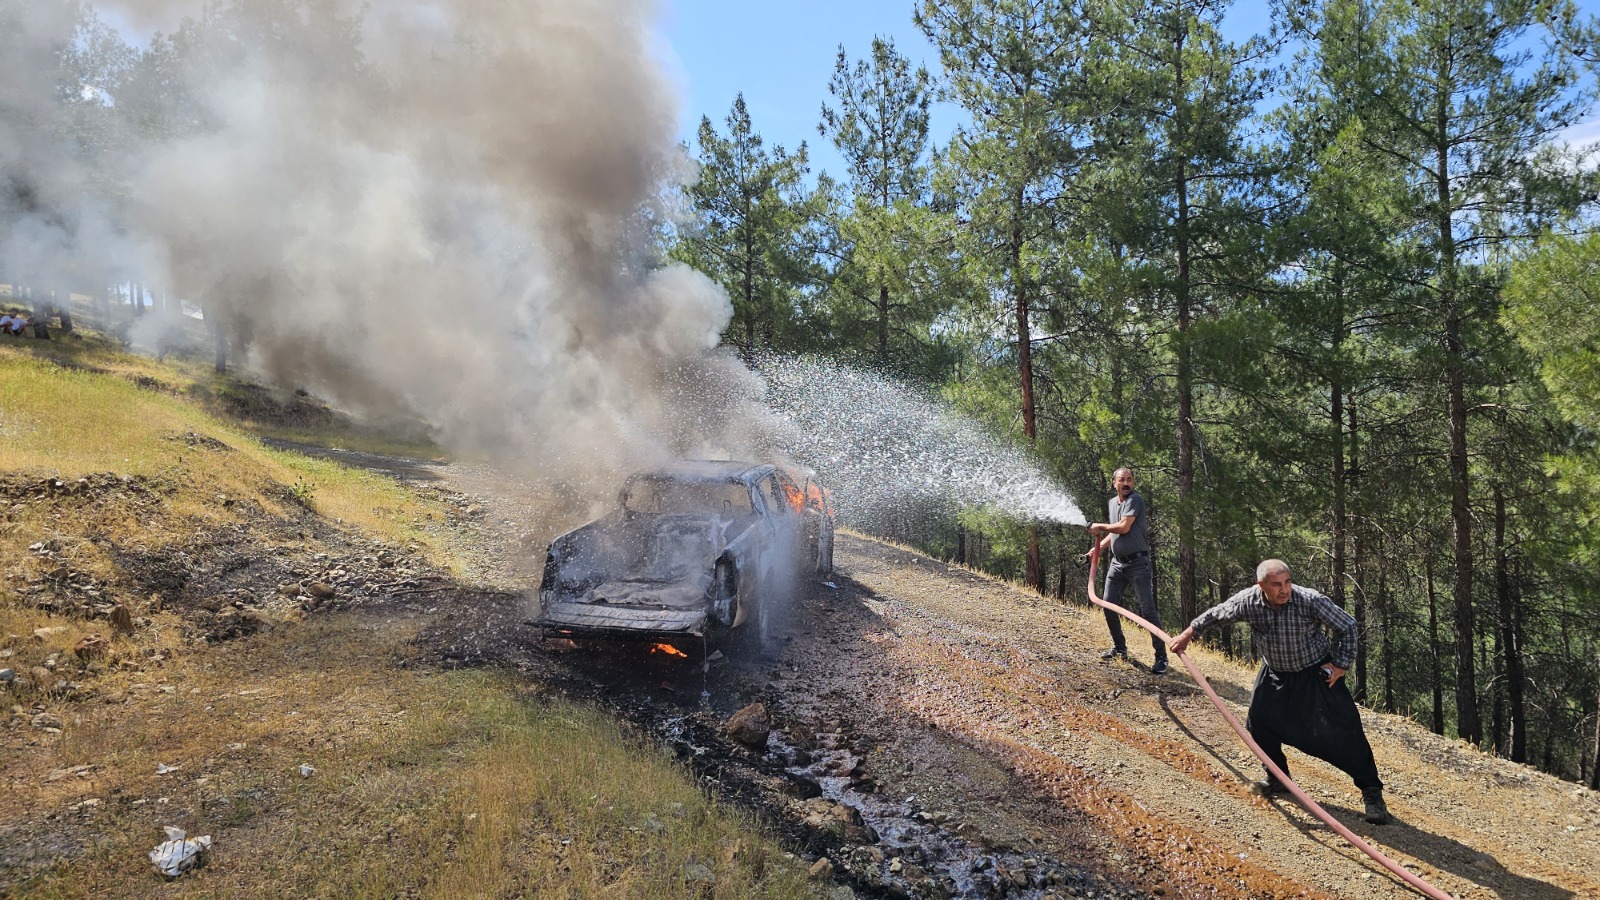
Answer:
[{"left": 759, "top": 356, "right": 1086, "bottom": 527}]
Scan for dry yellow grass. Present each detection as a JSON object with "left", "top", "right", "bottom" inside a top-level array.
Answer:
[{"left": 7, "top": 619, "right": 811, "bottom": 899}]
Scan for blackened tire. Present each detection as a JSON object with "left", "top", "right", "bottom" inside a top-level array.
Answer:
[
  {"left": 731, "top": 570, "right": 771, "bottom": 656},
  {"left": 707, "top": 561, "right": 743, "bottom": 651}
]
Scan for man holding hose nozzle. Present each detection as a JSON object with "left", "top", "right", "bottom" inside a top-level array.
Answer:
[
  {"left": 1082, "top": 466, "right": 1168, "bottom": 675},
  {"left": 1169, "top": 559, "right": 1391, "bottom": 825}
]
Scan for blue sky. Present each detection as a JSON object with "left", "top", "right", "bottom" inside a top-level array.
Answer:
[
  {"left": 657, "top": 0, "right": 1600, "bottom": 183},
  {"left": 656, "top": 0, "right": 951, "bottom": 181},
  {"left": 656, "top": 0, "right": 1283, "bottom": 181}
]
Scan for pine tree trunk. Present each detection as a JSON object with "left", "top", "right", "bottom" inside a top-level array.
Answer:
[
  {"left": 1212, "top": 569, "right": 1232, "bottom": 656},
  {"left": 1495, "top": 483, "right": 1526, "bottom": 762},
  {"left": 1348, "top": 401, "right": 1365, "bottom": 701},
  {"left": 1331, "top": 376, "right": 1346, "bottom": 610},
  {"left": 1330, "top": 266, "right": 1348, "bottom": 613},
  {"left": 52, "top": 290, "right": 73, "bottom": 334},
  {"left": 1437, "top": 127, "right": 1480, "bottom": 744},
  {"left": 1353, "top": 545, "right": 1366, "bottom": 703},
  {"left": 1588, "top": 687, "right": 1600, "bottom": 790},
  {"left": 1491, "top": 620, "right": 1505, "bottom": 757},
  {"left": 741, "top": 226, "right": 755, "bottom": 360},
  {"left": 1427, "top": 553, "right": 1444, "bottom": 735},
  {"left": 1056, "top": 536, "right": 1067, "bottom": 600},
  {"left": 28, "top": 288, "right": 51, "bottom": 340},
  {"left": 1175, "top": 169, "right": 1197, "bottom": 627},
  {"left": 878, "top": 282, "right": 890, "bottom": 361},
  {"left": 1447, "top": 336, "right": 1479, "bottom": 744},
  {"left": 1009, "top": 190, "right": 1040, "bottom": 591},
  {"left": 205, "top": 301, "right": 227, "bottom": 373},
  {"left": 1380, "top": 567, "right": 1395, "bottom": 712}
]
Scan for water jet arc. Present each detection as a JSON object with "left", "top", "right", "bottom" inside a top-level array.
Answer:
[{"left": 1083, "top": 539, "right": 1452, "bottom": 900}]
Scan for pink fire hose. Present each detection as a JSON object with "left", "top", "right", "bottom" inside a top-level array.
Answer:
[{"left": 1084, "top": 540, "right": 1452, "bottom": 899}]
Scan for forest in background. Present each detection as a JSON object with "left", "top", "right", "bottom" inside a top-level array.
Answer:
[
  {"left": 5, "top": 0, "right": 1600, "bottom": 790},
  {"left": 671, "top": 0, "right": 1600, "bottom": 791}
]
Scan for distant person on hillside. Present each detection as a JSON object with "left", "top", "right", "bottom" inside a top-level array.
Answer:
[
  {"left": 1, "top": 311, "right": 27, "bottom": 335},
  {"left": 1082, "top": 466, "right": 1168, "bottom": 675},
  {"left": 0, "top": 311, "right": 15, "bottom": 334},
  {"left": 1169, "top": 558, "right": 1391, "bottom": 825}
]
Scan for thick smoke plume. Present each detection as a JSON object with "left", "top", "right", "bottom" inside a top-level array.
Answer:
[{"left": 0, "top": 0, "right": 765, "bottom": 499}]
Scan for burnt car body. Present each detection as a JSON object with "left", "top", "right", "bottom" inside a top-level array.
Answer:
[{"left": 536, "top": 460, "right": 832, "bottom": 643}]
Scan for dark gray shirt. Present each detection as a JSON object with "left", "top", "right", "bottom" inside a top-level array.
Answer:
[
  {"left": 1108, "top": 491, "right": 1148, "bottom": 556},
  {"left": 1188, "top": 584, "right": 1359, "bottom": 672}
]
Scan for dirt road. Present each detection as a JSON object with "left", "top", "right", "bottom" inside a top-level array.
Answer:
[
  {"left": 418, "top": 460, "right": 1600, "bottom": 900},
  {"left": 762, "top": 534, "right": 1600, "bottom": 898}
]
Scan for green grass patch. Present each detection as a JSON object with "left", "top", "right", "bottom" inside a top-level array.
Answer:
[
  {"left": 0, "top": 344, "right": 446, "bottom": 554},
  {"left": 0, "top": 348, "right": 200, "bottom": 476}
]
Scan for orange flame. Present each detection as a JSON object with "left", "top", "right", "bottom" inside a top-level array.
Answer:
[{"left": 650, "top": 642, "right": 689, "bottom": 658}]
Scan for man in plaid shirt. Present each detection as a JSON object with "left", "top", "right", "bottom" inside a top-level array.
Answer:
[{"left": 1169, "top": 558, "right": 1391, "bottom": 825}]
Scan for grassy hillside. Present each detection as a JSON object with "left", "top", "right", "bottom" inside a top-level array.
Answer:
[{"left": 0, "top": 336, "right": 811, "bottom": 898}]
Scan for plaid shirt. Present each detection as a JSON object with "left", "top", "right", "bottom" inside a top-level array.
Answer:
[{"left": 1188, "top": 584, "right": 1359, "bottom": 673}]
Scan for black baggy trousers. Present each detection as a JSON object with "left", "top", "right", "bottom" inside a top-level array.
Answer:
[{"left": 1247, "top": 660, "right": 1383, "bottom": 795}]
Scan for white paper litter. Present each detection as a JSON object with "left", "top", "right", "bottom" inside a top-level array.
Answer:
[
  {"left": 155, "top": 763, "right": 179, "bottom": 775},
  {"left": 824, "top": 582, "right": 839, "bottom": 589},
  {"left": 149, "top": 826, "right": 211, "bottom": 878},
  {"left": 298, "top": 763, "right": 316, "bottom": 778}
]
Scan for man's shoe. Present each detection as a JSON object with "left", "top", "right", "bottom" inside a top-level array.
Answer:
[
  {"left": 1100, "top": 647, "right": 1127, "bottom": 661},
  {"left": 1362, "top": 793, "right": 1391, "bottom": 825},
  {"left": 1251, "top": 779, "right": 1290, "bottom": 797},
  {"left": 1151, "top": 659, "right": 1169, "bottom": 675}
]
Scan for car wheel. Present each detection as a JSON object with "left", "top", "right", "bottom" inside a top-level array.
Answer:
[
  {"left": 710, "top": 562, "right": 762, "bottom": 653},
  {"left": 726, "top": 569, "right": 770, "bottom": 655}
]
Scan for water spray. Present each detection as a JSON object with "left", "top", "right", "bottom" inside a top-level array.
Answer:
[
  {"left": 759, "top": 356, "right": 1085, "bottom": 527},
  {"left": 1083, "top": 539, "right": 1453, "bottom": 900}
]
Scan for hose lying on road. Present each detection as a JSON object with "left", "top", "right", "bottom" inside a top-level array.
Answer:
[{"left": 1084, "top": 541, "right": 1453, "bottom": 900}]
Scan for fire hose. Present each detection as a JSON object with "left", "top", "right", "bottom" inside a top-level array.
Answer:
[{"left": 1084, "top": 539, "right": 1453, "bottom": 900}]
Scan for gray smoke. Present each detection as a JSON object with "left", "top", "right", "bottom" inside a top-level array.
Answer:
[{"left": 0, "top": 0, "right": 764, "bottom": 499}]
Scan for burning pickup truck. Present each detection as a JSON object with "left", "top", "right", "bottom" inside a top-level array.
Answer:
[{"left": 536, "top": 460, "right": 833, "bottom": 646}]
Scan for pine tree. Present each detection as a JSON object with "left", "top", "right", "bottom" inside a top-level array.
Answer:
[
  {"left": 673, "top": 96, "right": 825, "bottom": 360},
  {"left": 1089, "top": 0, "right": 1274, "bottom": 623},
  {"left": 818, "top": 36, "right": 944, "bottom": 373},
  {"left": 1320, "top": 0, "right": 1596, "bottom": 745},
  {"left": 917, "top": 0, "right": 1104, "bottom": 588}
]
